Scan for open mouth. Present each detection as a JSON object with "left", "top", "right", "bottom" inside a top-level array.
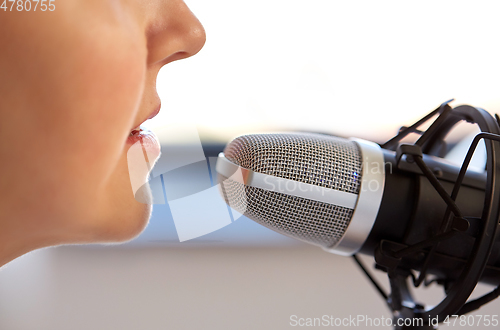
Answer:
[
  {"left": 126, "top": 126, "right": 161, "bottom": 162},
  {"left": 130, "top": 127, "right": 143, "bottom": 136}
]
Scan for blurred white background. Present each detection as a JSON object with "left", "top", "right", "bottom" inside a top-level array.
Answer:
[
  {"left": 2, "top": 1, "right": 500, "bottom": 329},
  {"left": 150, "top": 0, "right": 500, "bottom": 142}
]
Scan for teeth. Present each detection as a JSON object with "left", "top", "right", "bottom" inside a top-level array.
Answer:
[{"left": 130, "top": 127, "right": 142, "bottom": 136}]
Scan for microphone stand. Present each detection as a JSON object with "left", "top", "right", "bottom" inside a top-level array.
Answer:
[
  {"left": 354, "top": 256, "right": 436, "bottom": 329},
  {"left": 388, "top": 271, "right": 435, "bottom": 330},
  {"left": 352, "top": 100, "right": 500, "bottom": 329}
]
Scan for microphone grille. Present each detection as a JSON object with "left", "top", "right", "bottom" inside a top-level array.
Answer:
[
  {"left": 219, "top": 133, "right": 363, "bottom": 248},
  {"left": 224, "top": 133, "right": 362, "bottom": 194}
]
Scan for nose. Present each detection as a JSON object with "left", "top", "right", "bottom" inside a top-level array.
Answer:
[{"left": 146, "top": 0, "right": 206, "bottom": 66}]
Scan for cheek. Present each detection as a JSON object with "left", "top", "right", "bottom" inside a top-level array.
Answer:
[
  {"left": 6, "top": 15, "right": 147, "bottom": 234},
  {"left": 0, "top": 4, "right": 152, "bottom": 245},
  {"left": 63, "top": 28, "right": 154, "bottom": 242},
  {"left": 57, "top": 34, "right": 149, "bottom": 237},
  {"left": 53, "top": 35, "right": 146, "bottom": 200},
  {"left": 72, "top": 45, "right": 146, "bottom": 185},
  {"left": 47, "top": 50, "right": 151, "bottom": 243}
]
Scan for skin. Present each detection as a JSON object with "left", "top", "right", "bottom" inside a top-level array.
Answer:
[{"left": 0, "top": 0, "right": 205, "bottom": 266}]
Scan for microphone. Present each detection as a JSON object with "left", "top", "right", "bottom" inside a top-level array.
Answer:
[
  {"left": 215, "top": 101, "right": 500, "bottom": 327},
  {"left": 216, "top": 132, "right": 386, "bottom": 254},
  {"left": 216, "top": 132, "right": 497, "bottom": 282}
]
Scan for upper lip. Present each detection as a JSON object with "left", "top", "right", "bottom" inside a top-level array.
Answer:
[{"left": 131, "top": 103, "right": 161, "bottom": 130}]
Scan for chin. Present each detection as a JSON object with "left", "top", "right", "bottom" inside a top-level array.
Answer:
[
  {"left": 86, "top": 145, "right": 157, "bottom": 244},
  {"left": 80, "top": 187, "right": 154, "bottom": 245},
  {"left": 105, "top": 197, "right": 153, "bottom": 243}
]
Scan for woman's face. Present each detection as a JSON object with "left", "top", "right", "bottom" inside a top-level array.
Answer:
[{"left": 0, "top": 0, "right": 205, "bottom": 260}]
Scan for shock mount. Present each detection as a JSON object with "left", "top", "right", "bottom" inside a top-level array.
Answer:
[{"left": 353, "top": 100, "right": 500, "bottom": 329}]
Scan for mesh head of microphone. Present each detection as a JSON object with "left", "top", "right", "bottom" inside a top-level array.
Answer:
[{"left": 218, "top": 133, "right": 363, "bottom": 248}]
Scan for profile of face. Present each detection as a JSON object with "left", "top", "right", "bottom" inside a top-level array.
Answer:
[{"left": 0, "top": 0, "right": 205, "bottom": 265}]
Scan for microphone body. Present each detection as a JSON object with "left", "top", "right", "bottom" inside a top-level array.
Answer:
[{"left": 361, "top": 148, "right": 500, "bottom": 286}]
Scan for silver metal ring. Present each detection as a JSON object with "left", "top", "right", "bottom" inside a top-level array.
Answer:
[{"left": 324, "top": 138, "right": 385, "bottom": 256}]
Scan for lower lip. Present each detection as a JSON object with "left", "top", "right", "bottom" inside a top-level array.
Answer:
[{"left": 126, "top": 128, "right": 161, "bottom": 162}]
